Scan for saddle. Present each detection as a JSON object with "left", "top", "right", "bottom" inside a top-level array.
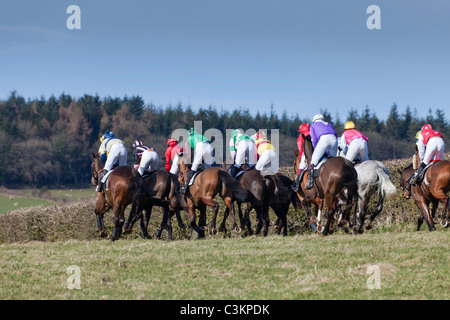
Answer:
[
  {"left": 100, "top": 169, "right": 114, "bottom": 190},
  {"left": 417, "top": 160, "right": 441, "bottom": 184},
  {"left": 188, "top": 170, "right": 203, "bottom": 186}
]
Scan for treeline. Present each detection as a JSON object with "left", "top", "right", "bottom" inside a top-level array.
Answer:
[{"left": 0, "top": 91, "right": 448, "bottom": 187}]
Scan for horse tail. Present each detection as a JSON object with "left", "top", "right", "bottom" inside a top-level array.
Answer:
[
  {"left": 341, "top": 164, "right": 359, "bottom": 202},
  {"left": 127, "top": 175, "right": 150, "bottom": 207},
  {"left": 376, "top": 166, "right": 397, "bottom": 199},
  {"left": 218, "top": 170, "right": 248, "bottom": 203}
]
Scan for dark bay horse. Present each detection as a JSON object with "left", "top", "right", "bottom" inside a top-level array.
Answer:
[
  {"left": 178, "top": 159, "right": 248, "bottom": 238},
  {"left": 90, "top": 153, "right": 149, "bottom": 241},
  {"left": 300, "top": 135, "right": 359, "bottom": 235},
  {"left": 123, "top": 170, "right": 185, "bottom": 240},
  {"left": 222, "top": 163, "right": 275, "bottom": 237},
  {"left": 398, "top": 156, "right": 450, "bottom": 231},
  {"left": 268, "top": 172, "right": 299, "bottom": 236}
]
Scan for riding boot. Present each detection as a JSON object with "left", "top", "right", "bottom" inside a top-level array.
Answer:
[
  {"left": 410, "top": 162, "right": 426, "bottom": 186},
  {"left": 292, "top": 169, "right": 303, "bottom": 192},
  {"left": 181, "top": 170, "right": 195, "bottom": 194},
  {"left": 96, "top": 169, "right": 108, "bottom": 192},
  {"left": 305, "top": 165, "right": 315, "bottom": 190},
  {"left": 230, "top": 165, "right": 240, "bottom": 178}
]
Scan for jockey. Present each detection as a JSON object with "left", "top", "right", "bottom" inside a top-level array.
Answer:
[
  {"left": 338, "top": 121, "right": 369, "bottom": 164},
  {"left": 229, "top": 129, "right": 256, "bottom": 178},
  {"left": 254, "top": 131, "right": 279, "bottom": 173},
  {"left": 410, "top": 124, "right": 445, "bottom": 185},
  {"left": 132, "top": 140, "right": 159, "bottom": 176},
  {"left": 292, "top": 123, "right": 310, "bottom": 192},
  {"left": 181, "top": 128, "right": 214, "bottom": 193},
  {"left": 165, "top": 138, "right": 183, "bottom": 174},
  {"left": 97, "top": 131, "right": 128, "bottom": 192},
  {"left": 306, "top": 114, "right": 338, "bottom": 190}
]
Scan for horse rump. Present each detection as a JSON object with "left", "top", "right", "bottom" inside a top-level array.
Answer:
[{"left": 218, "top": 170, "right": 248, "bottom": 203}]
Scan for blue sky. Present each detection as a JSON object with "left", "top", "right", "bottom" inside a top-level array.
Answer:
[{"left": 0, "top": 0, "right": 449, "bottom": 121}]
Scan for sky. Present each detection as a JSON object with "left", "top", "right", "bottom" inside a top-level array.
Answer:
[{"left": 0, "top": 0, "right": 449, "bottom": 121}]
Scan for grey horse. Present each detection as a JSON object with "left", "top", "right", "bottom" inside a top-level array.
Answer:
[{"left": 351, "top": 160, "right": 397, "bottom": 233}]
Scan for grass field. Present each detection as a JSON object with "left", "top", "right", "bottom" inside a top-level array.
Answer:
[
  {"left": 0, "top": 195, "right": 54, "bottom": 214},
  {"left": 0, "top": 157, "right": 449, "bottom": 301},
  {"left": 0, "top": 229, "right": 448, "bottom": 300}
]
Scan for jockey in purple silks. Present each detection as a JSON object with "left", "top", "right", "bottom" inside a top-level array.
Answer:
[{"left": 306, "top": 114, "right": 338, "bottom": 190}]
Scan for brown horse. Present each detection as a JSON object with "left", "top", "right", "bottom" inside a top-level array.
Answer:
[
  {"left": 398, "top": 154, "right": 450, "bottom": 231},
  {"left": 300, "top": 135, "right": 359, "bottom": 235},
  {"left": 178, "top": 159, "right": 248, "bottom": 238},
  {"left": 123, "top": 170, "right": 186, "bottom": 240},
  {"left": 90, "top": 152, "right": 149, "bottom": 241},
  {"left": 293, "top": 149, "right": 324, "bottom": 233},
  {"left": 222, "top": 163, "right": 275, "bottom": 236}
]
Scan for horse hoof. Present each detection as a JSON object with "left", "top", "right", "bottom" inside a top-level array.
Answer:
[
  {"left": 365, "top": 224, "right": 373, "bottom": 230},
  {"left": 440, "top": 220, "right": 449, "bottom": 228},
  {"left": 210, "top": 228, "right": 218, "bottom": 236},
  {"left": 234, "top": 226, "right": 242, "bottom": 234}
]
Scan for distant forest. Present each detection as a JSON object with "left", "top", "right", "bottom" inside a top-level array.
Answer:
[{"left": 1, "top": 90, "right": 449, "bottom": 187}]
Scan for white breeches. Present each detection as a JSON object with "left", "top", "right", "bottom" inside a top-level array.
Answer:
[
  {"left": 235, "top": 140, "right": 256, "bottom": 167},
  {"left": 345, "top": 138, "right": 369, "bottom": 163},
  {"left": 311, "top": 134, "right": 337, "bottom": 166},
  {"left": 192, "top": 141, "right": 213, "bottom": 171},
  {"left": 138, "top": 150, "right": 159, "bottom": 175},
  {"left": 256, "top": 149, "right": 279, "bottom": 173},
  {"left": 422, "top": 137, "right": 445, "bottom": 164},
  {"left": 104, "top": 143, "right": 128, "bottom": 171}
]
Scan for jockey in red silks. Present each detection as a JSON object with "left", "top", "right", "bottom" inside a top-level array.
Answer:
[
  {"left": 165, "top": 138, "right": 183, "bottom": 174},
  {"left": 410, "top": 124, "right": 445, "bottom": 185},
  {"left": 292, "top": 123, "right": 310, "bottom": 192}
]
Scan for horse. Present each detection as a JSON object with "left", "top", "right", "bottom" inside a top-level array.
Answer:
[
  {"left": 268, "top": 172, "right": 299, "bottom": 236},
  {"left": 351, "top": 160, "right": 397, "bottom": 233},
  {"left": 90, "top": 152, "right": 149, "bottom": 241},
  {"left": 300, "top": 135, "right": 359, "bottom": 235},
  {"left": 122, "top": 170, "right": 186, "bottom": 240},
  {"left": 222, "top": 163, "right": 275, "bottom": 237},
  {"left": 293, "top": 149, "right": 324, "bottom": 232},
  {"left": 178, "top": 159, "right": 248, "bottom": 238},
  {"left": 398, "top": 151, "right": 450, "bottom": 231}
]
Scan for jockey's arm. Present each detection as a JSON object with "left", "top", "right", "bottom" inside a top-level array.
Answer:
[{"left": 417, "top": 135, "right": 426, "bottom": 162}]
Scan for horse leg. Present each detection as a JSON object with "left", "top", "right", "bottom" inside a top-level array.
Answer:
[
  {"left": 224, "top": 197, "right": 240, "bottom": 234},
  {"left": 187, "top": 202, "right": 201, "bottom": 237},
  {"left": 123, "top": 203, "right": 136, "bottom": 233},
  {"left": 322, "top": 195, "right": 336, "bottom": 236},
  {"left": 414, "top": 199, "right": 436, "bottom": 232},
  {"left": 156, "top": 203, "right": 171, "bottom": 240},
  {"left": 302, "top": 200, "right": 317, "bottom": 232},
  {"left": 111, "top": 204, "right": 126, "bottom": 241},
  {"left": 354, "top": 197, "right": 369, "bottom": 234},
  {"left": 198, "top": 205, "right": 207, "bottom": 239},
  {"left": 367, "top": 194, "right": 384, "bottom": 230},
  {"left": 175, "top": 210, "right": 186, "bottom": 229},
  {"left": 244, "top": 203, "right": 254, "bottom": 235},
  {"left": 441, "top": 197, "right": 449, "bottom": 228}
]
